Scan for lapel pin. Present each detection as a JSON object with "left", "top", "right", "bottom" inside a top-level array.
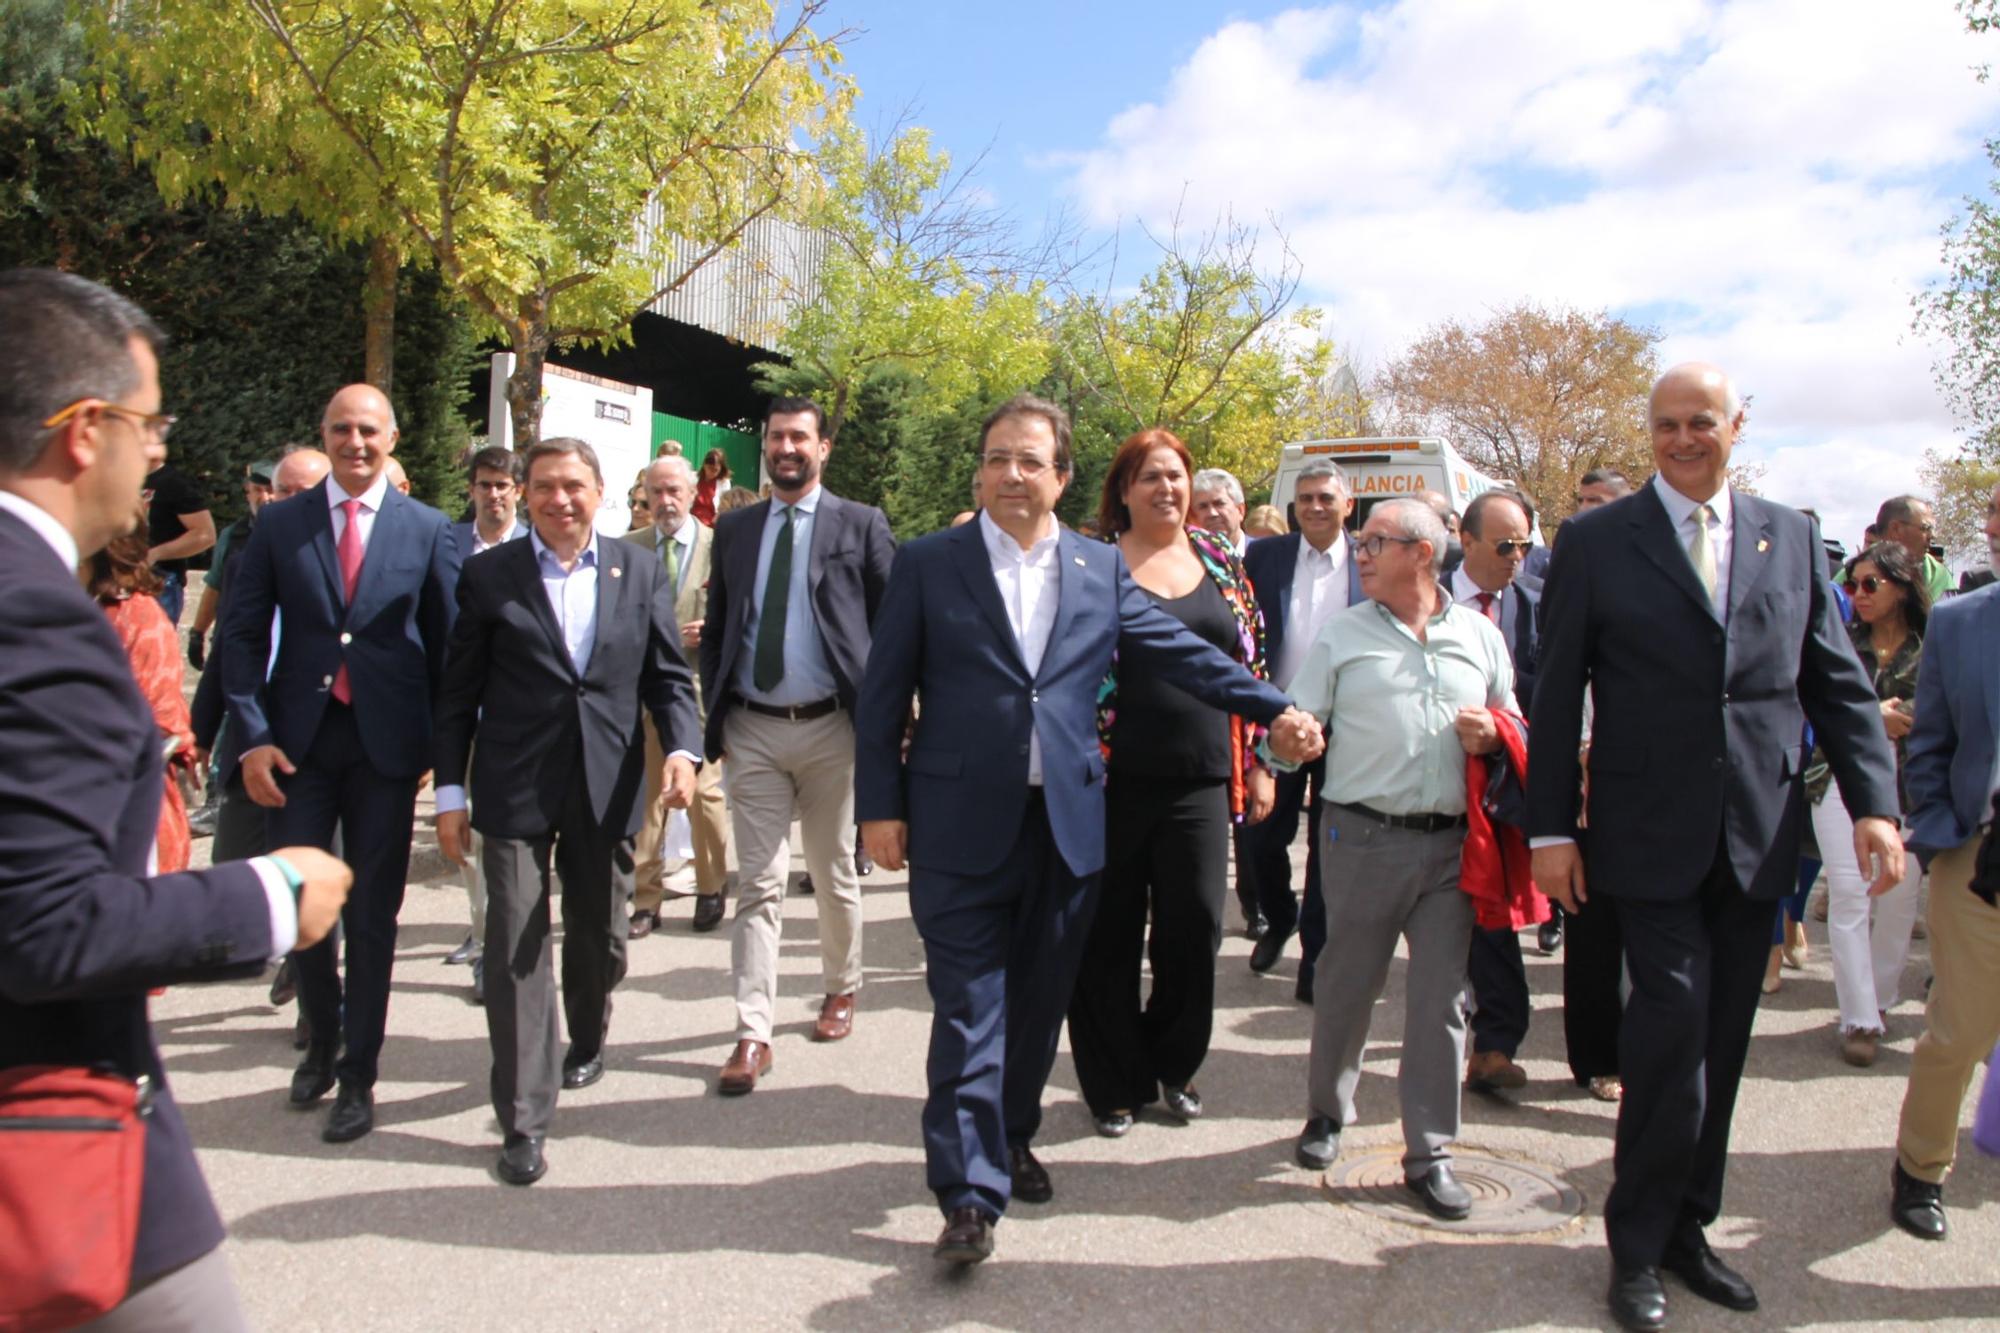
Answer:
[
  {"left": 610, "top": 566, "right": 622, "bottom": 578},
  {"left": 1073, "top": 556, "right": 1085, "bottom": 566},
  {"left": 1756, "top": 539, "right": 1769, "bottom": 553}
]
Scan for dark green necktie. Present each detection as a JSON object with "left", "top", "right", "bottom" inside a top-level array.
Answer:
[{"left": 752, "top": 505, "right": 792, "bottom": 691}]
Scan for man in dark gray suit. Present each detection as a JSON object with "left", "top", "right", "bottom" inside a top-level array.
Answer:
[
  {"left": 700, "top": 397, "right": 895, "bottom": 1094},
  {"left": 1529, "top": 362, "right": 1900, "bottom": 1331},
  {"left": 432, "top": 437, "right": 701, "bottom": 1185}
]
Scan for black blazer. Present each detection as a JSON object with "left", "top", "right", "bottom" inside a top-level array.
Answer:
[
  {"left": 433, "top": 535, "right": 702, "bottom": 840},
  {"left": 1243, "top": 531, "right": 1364, "bottom": 671},
  {"left": 0, "top": 510, "right": 274, "bottom": 1286},
  {"left": 1526, "top": 483, "right": 1898, "bottom": 901},
  {"left": 1497, "top": 579, "right": 1539, "bottom": 712},
  {"left": 698, "top": 489, "right": 896, "bottom": 759}
]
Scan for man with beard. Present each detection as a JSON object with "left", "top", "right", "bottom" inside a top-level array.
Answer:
[{"left": 698, "top": 397, "right": 895, "bottom": 1094}]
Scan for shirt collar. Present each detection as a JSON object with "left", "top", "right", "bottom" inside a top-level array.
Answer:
[
  {"left": 0, "top": 489, "right": 79, "bottom": 571},
  {"left": 979, "top": 509, "right": 1059, "bottom": 564},
  {"left": 529, "top": 526, "right": 599, "bottom": 571},
  {"left": 327, "top": 470, "right": 392, "bottom": 512},
  {"left": 1450, "top": 566, "right": 1489, "bottom": 603},
  {"left": 1653, "top": 474, "right": 1732, "bottom": 531},
  {"left": 772, "top": 484, "right": 822, "bottom": 517},
  {"left": 667, "top": 516, "right": 698, "bottom": 547}
]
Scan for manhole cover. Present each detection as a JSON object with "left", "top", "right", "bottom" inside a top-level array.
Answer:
[{"left": 1322, "top": 1148, "right": 1585, "bottom": 1235}]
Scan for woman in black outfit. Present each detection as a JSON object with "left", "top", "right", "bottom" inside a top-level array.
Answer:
[{"left": 1067, "top": 429, "right": 1275, "bottom": 1137}]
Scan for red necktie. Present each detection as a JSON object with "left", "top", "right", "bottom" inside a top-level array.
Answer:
[
  {"left": 332, "top": 498, "right": 363, "bottom": 704},
  {"left": 1475, "top": 591, "right": 1499, "bottom": 624}
]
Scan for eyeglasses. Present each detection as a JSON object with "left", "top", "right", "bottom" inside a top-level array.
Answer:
[
  {"left": 980, "top": 451, "right": 1055, "bottom": 478},
  {"left": 1295, "top": 491, "right": 1346, "bottom": 508},
  {"left": 1489, "top": 539, "right": 1531, "bottom": 557},
  {"left": 1356, "top": 533, "right": 1423, "bottom": 557},
  {"left": 42, "top": 398, "right": 177, "bottom": 442},
  {"left": 473, "top": 479, "right": 516, "bottom": 493}
]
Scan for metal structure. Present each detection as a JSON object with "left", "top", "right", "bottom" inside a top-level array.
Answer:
[{"left": 635, "top": 204, "right": 827, "bottom": 354}]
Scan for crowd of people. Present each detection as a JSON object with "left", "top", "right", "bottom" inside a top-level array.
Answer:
[{"left": 3, "top": 266, "right": 1998, "bottom": 1333}]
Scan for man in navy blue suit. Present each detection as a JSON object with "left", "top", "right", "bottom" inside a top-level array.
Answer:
[
  {"left": 1241, "top": 457, "right": 1364, "bottom": 1000},
  {"left": 855, "top": 394, "right": 1325, "bottom": 1265},
  {"left": 0, "top": 268, "right": 351, "bottom": 1328},
  {"left": 223, "top": 382, "right": 462, "bottom": 1143}
]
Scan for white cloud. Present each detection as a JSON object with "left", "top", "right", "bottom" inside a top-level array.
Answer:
[{"left": 1052, "top": 0, "right": 1995, "bottom": 555}]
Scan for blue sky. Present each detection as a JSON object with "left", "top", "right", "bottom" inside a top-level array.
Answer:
[{"left": 827, "top": 2, "right": 2000, "bottom": 552}]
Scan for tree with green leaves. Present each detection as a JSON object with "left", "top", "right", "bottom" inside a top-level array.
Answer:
[
  {"left": 85, "top": 0, "right": 848, "bottom": 447},
  {"left": 2, "top": 0, "right": 479, "bottom": 518},
  {"left": 1048, "top": 213, "right": 1336, "bottom": 504}
]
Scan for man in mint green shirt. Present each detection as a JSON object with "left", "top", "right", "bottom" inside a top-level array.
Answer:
[
  {"left": 1274, "top": 496, "right": 1517, "bottom": 1222},
  {"left": 1839, "top": 496, "right": 1952, "bottom": 604}
]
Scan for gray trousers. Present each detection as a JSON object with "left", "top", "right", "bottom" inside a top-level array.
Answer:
[
  {"left": 77, "top": 1245, "right": 248, "bottom": 1332},
  {"left": 1306, "top": 805, "right": 1474, "bottom": 1176},
  {"left": 480, "top": 780, "right": 634, "bottom": 1140}
]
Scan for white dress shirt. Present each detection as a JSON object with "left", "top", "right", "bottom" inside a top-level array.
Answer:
[
  {"left": 470, "top": 515, "right": 520, "bottom": 554},
  {"left": 326, "top": 470, "right": 391, "bottom": 566},
  {"left": 979, "top": 510, "right": 1060, "bottom": 785},
  {"left": 1651, "top": 474, "right": 1734, "bottom": 619},
  {"left": 1274, "top": 535, "right": 1351, "bottom": 691},
  {"left": 0, "top": 488, "right": 297, "bottom": 956},
  {"left": 1450, "top": 566, "right": 1504, "bottom": 620}
]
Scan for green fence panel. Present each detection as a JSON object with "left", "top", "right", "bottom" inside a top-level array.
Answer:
[{"left": 652, "top": 412, "right": 760, "bottom": 490}]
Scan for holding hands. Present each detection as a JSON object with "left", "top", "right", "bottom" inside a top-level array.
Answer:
[{"left": 1268, "top": 707, "right": 1326, "bottom": 765}]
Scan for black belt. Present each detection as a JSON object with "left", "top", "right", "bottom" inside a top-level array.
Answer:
[
  {"left": 1331, "top": 801, "right": 1466, "bottom": 834},
  {"left": 740, "top": 697, "right": 840, "bottom": 722}
]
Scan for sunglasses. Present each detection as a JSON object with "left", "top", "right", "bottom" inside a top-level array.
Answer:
[
  {"left": 1489, "top": 539, "right": 1531, "bottom": 557},
  {"left": 1855, "top": 575, "right": 1893, "bottom": 595}
]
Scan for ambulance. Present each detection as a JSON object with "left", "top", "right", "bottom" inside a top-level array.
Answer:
[{"left": 1268, "top": 436, "right": 1507, "bottom": 532}]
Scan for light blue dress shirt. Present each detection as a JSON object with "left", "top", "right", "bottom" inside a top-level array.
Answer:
[{"left": 735, "top": 485, "right": 837, "bottom": 706}]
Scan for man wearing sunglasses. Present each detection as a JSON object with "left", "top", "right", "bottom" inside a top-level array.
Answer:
[{"left": 1450, "top": 489, "right": 1545, "bottom": 1095}]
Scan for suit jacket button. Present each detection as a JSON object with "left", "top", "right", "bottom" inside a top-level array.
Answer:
[
  {"left": 577, "top": 685, "right": 588, "bottom": 697},
  {"left": 1712, "top": 757, "right": 1725, "bottom": 770},
  {"left": 322, "top": 674, "right": 333, "bottom": 687},
  {"left": 339, "top": 631, "right": 352, "bottom": 645}
]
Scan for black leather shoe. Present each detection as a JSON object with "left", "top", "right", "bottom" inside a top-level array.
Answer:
[
  {"left": 796, "top": 872, "right": 815, "bottom": 896},
  {"left": 1663, "top": 1235, "right": 1757, "bottom": 1311},
  {"left": 1405, "top": 1163, "right": 1472, "bottom": 1220},
  {"left": 562, "top": 1055, "right": 604, "bottom": 1090},
  {"left": 626, "top": 909, "right": 658, "bottom": 941},
  {"left": 1243, "top": 908, "right": 1269, "bottom": 940},
  {"left": 268, "top": 956, "right": 298, "bottom": 1007},
  {"left": 692, "top": 894, "right": 725, "bottom": 932},
  {"left": 1294, "top": 970, "right": 1315, "bottom": 1006},
  {"left": 1296, "top": 1115, "right": 1340, "bottom": 1171},
  {"left": 322, "top": 1083, "right": 373, "bottom": 1143},
  {"left": 445, "top": 934, "right": 480, "bottom": 965},
  {"left": 1249, "top": 926, "right": 1292, "bottom": 973},
  {"left": 1160, "top": 1085, "right": 1203, "bottom": 1122},
  {"left": 1537, "top": 914, "right": 1564, "bottom": 955},
  {"left": 497, "top": 1134, "right": 547, "bottom": 1186},
  {"left": 1095, "top": 1110, "right": 1135, "bottom": 1138},
  {"left": 288, "top": 1043, "right": 337, "bottom": 1107},
  {"left": 1009, "top": 1143, "right": 1052, "bottom": 1204},
  {"left": 1608, "top": 1265, "right": 1667, "bottom": 1332},
  {"left": 1890, "top": 1161, "right": 1947, "bottom": 1240},
  {"left": 934, "top": 1206, "right": 995, "bottom": 1264}
]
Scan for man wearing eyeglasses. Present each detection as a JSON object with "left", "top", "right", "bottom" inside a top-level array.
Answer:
[
  {"left": 1849, "top": 495, "right": 1953, "bottom": 605},
  {"left": 0, "top": 268, "right": 352, "bottom": 1330},
  {"left": 855, "top": 394, "right": 1324, "bottom": 1265},
  {"left": 1241, "top": 457, "right": 1363, "bottom": 999},
  {"left": 1448, "top": 489, "right": 1546, "bottom": 1095},
  {"left": 1278, "top": 497, "right": 1517, "bottom": 1224}
]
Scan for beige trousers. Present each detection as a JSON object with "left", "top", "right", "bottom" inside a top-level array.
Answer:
[
  {"left": 1896, "top": 832, "right": 2000, "bottom": 1183},
  {"left": 721, "top": 707, "right": 863, "bottom": 1042},
  {"left": 633, "top": 714, "right": 728, "bottom": 910}
]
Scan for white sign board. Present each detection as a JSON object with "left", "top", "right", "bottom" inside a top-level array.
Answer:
[{"left": 487, "top": 353, "right": 655, "bottom": 540}]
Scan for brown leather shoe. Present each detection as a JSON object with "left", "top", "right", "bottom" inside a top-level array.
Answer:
[
  {"left": 1465, "top": 1049, "right": 1527, "bottom": 1091},
  {"left": 718, "top": 1039, "right": 772, "bottom": 1096},
  {"left": 812, "top": 992, "right": 856, "bottom": 1042},
  {"left": 934, "top": 1206, "right": 995, "bottom": 1264},
  {"left": 627, "top": 909, "right": 658, "bottom": 940}
]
